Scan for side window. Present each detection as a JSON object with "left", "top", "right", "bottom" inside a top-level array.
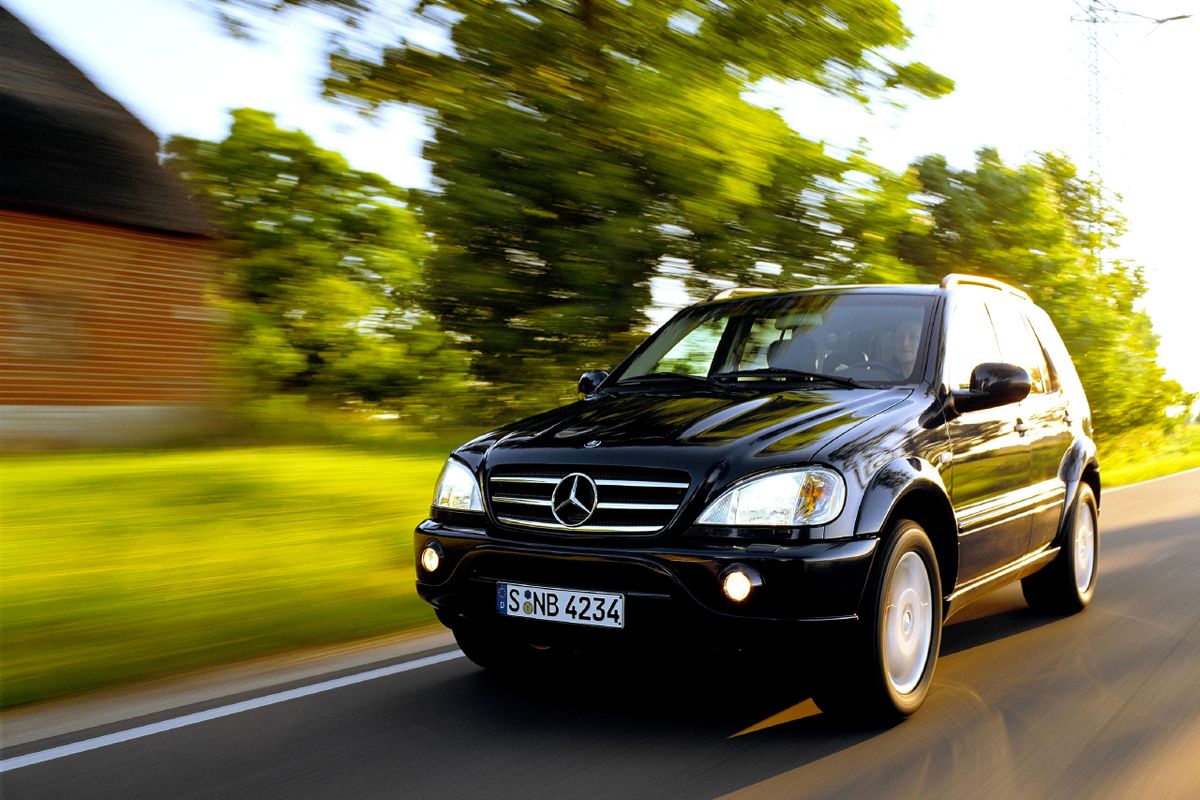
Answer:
[
  {"left": 1028, "top": 324, "right": 1061, "bottom": 392},
  {"left": 987, "top": 300, "right": 1050, "bottom": 394},
  {"left": 656, "top": 318, "right": 726, "bottom": 376},
  {"left": 942, "top": 296, "right": 1003, "bottom": 391},
  {"left": 1028, "top": 305, "right": 1079, "bottom": 394}
]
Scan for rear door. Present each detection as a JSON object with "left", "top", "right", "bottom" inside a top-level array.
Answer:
[
  {"left": 942, "top": 291, "right": 1034, "bottom": 584},
  {"left": 989, "top": 299, "right": 1071, "bottom": 553}
]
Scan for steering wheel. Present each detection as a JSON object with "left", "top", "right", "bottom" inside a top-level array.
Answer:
[{"left": 835, "top": 359, "right": 906, "bottom": 380}]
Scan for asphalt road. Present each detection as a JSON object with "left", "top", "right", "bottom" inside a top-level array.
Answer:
[{"left": 4, "top": 470, "right": 1199, "bottom": 799}]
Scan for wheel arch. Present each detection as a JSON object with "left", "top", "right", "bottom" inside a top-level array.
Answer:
[
  {"left": 1060, "top": 434, "right": 1100, "bottom": 507},
  {"left": 1055, "top": 435, "right": 1101, "bottom": 548},
  {"left": 1081, "top": 460, "right": 1101, "bottom": 509},
  {"left": 856, "top": 458, "right": 959, "bottom": 598}
]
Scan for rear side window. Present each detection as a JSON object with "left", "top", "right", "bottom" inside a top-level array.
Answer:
[
  {"left": 1027, "top": 304, "right": 1083, "bottom": 396},
  {"left": 942, "top": 295, "right": 1002, "bottom": 391},
  {"left": 1028, "top": 323, "right": 1061, "bottom": 392}
]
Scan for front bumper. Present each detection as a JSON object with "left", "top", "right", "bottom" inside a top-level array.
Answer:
[{"left": 415, "top": 521, "right": 878, "bottom": 646}]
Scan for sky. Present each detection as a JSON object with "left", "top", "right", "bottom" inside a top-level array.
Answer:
[{"left": 6, "top": 0, "right": 1198, "bottom": 391}]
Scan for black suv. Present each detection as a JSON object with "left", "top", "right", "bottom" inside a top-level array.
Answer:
[{"left": 415, "top": 275, "right": 1100, "bottom": 719}]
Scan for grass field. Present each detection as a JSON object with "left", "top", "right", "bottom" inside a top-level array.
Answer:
[
  {"left": 2, "top": 424, "right": 1197, "bottom": 708},
  {"left": 0, "top": 446, "right": 445, "bottom": 708},
  {"left": 1097, "top": 424, "right": 1200, "bottom": 487}
]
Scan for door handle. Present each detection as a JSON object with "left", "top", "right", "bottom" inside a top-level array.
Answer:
[{"left": 1014, "top": 419, "right": 1029, "bottom": 435}]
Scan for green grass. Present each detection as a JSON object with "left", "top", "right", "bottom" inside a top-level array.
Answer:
[
  {"left": 1098, "top": 424, "right": 1200, "bottom": 488},
  {"left": 2, "top": 423, "right": 1197, "bottom": 709},
  {"left": 0, "top": 446, "right": 447, "bottom": 708}
]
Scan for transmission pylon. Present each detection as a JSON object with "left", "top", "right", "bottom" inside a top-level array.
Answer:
[{"left": 1070, "top": 1, "right": 1191, "bottom": 262}]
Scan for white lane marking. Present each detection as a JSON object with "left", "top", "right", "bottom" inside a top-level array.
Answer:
[
  {"left": 1106, "top": 466, "right": 1200, "bottom": 494},
  {"left": 0, "top": 649, "right": 465, "bottom": 773}
]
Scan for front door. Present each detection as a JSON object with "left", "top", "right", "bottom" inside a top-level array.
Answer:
[{"left": 941, "top": 291, "right": 1035, "bottom": 584}]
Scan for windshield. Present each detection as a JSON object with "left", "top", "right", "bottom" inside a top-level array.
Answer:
[{"left": 616, "top": 292, "right": 936, "bottom": 387}]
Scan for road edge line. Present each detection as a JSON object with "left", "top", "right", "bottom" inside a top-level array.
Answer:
[{"left": 0, "top": 649, "right": 464, "bottom": 774}]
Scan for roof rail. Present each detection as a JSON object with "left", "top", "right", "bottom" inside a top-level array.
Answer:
[
  {"left": 706, "top": 287, "right": 777, "bottom": 302},
  {"left": 940, "top": 273, "right": 1030, "bottom": 301}
]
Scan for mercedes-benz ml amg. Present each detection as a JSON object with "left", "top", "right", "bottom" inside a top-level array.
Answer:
[{"left": 414, "top": 274, "right": 1100, "bottom": 719}]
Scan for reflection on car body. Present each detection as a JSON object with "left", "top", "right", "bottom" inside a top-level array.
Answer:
[{"left": 415, "top": 274, "right": 1100, "bottom": 720}]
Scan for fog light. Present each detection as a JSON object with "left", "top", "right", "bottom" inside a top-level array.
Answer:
[
  {"left": 420, "top": 543, "right": 442, "bottom": 573},
  {"left": 720, "top": 565, "right": 761, "bottom": 603}
]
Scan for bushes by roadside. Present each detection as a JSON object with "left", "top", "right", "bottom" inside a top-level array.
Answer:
[{"left": 1097, "top": 422, "right": 1200, "bottom": 488}]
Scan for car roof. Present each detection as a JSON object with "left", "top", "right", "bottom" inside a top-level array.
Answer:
[
  {"left": 698, "top": 275, "right": 1029, "bottom": 307},
  {"left": 697, "top": 284, "right": 941, "bottom": 307}
]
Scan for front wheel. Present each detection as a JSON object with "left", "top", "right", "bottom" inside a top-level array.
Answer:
[
  {"left": 812, "top": 520, "right": 943, "bottom": 721},
  {"left": 1021, "top": 484, "right": 1098, "bottom": 614}
]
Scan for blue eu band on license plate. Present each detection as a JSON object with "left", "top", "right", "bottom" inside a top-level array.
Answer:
[{"left": 496, "top": 582, "right": 625, "bottom": 629}]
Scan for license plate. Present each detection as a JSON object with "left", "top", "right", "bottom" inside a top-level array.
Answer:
[{"left": 496, "top": 582, "right": 625, "bottom": 629}]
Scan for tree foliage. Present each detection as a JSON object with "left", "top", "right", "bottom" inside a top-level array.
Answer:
[
  {"left": 195, "top": 2, "right": 1184, "bottom": 433},
  {"left": 165, "top": 109, "right": 466, "bottom": 411},
  {"left": 856, "top": 148, "right": 1187, "bottom": 437},
  {"left": 215, "top": 0, "right": 950, "bottom": 396}
]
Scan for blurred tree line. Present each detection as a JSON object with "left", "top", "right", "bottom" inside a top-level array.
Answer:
[
  {"left": 165, "top": 109, "right": 468, "bottom": 421},
  {"left": 180, "top": 0, "right": 1187, "bottom": 437},
  {"left": 854, "top": 149, "right": 1188, "bottom": 437}
]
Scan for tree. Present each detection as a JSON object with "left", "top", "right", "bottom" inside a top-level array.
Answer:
[
  {"left": 165, "top": 109, "right": 467, "bottom": 413},
  {"left": 206, "top": 0, "right": 951, "bottom": 403},
  {"left": 862, "top": 148, "right": 1186, "bottom": 437}
]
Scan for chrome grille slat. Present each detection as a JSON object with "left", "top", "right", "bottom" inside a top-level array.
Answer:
[
  {"left": 596, "top": 502, "right": 679, "bottom": 510},
  {"left": 487, "top": 464, "right": 690, "bottom": 535},
  {"left": 496, "top": 517, "right": 662, "bottom": 534},
  {"left": 492, "top": 496, "right": 552, "bottom": 507},
  {"left": 594, "top": 479, "right": 689, "bottom": 489}
]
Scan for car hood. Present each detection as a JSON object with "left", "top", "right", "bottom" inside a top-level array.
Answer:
[{"left": 471, "top": 386, "right": 912, "bottom": 461}]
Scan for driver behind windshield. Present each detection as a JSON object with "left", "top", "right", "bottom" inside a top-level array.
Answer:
[
  {"left": 889, "top": 316, "right": 925, "bottom": 378},
  {"left": 617, "top": 292, "right": 933, "bottom": 386}
]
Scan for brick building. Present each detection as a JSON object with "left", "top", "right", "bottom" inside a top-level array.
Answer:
[{"left": 1, "top": 7, "right": 225, "bottom": 448}]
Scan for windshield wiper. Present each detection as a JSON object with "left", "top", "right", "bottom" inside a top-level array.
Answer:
[
  {"left": 617, "top": 371, "right": 715, "bottom": 385},
  {"left": 712, "top": 368, "right": 862, "bottom": 389}
]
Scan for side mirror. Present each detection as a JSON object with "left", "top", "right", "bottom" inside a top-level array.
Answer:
[
  {"left": 578, "top": 370, "right": 609, "bottom": 396},
  {"left": 951, "top": 362, "right": 1031, "bottom": 415}
]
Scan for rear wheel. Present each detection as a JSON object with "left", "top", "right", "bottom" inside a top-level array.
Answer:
[
  {"left": 812, "top": 520, "right": 943, "bottom": 721},
  {"left": 1022, "top": 484, "right": 1098, "bottom": 614}
]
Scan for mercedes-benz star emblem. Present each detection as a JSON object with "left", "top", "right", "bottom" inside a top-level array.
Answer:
[{"left": 550, "top": 472, "right": 599, "bottom": 527}]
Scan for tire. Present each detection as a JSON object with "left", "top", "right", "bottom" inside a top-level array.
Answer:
[
  {"left": 812, "top": 520, "right": 943, "bottom": 722},
  {"left": 1021, "top": 484, "right": 1098, "bottom": 615}
]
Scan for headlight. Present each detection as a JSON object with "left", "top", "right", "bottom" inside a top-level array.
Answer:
[
  {"left": 432, "top": 458, "right": 483, "bottom": 512},
  {"left": 696, "top": 468, "right": 845, "bottom": 526}
]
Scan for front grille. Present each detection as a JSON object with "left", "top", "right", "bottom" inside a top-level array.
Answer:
[{"left": 487, "top": 465, "right": 690, "bottom": 534}]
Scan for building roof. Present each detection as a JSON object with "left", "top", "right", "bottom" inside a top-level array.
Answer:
[{"left": 0, "top": 7, "right": 208, "bottom": 236}]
